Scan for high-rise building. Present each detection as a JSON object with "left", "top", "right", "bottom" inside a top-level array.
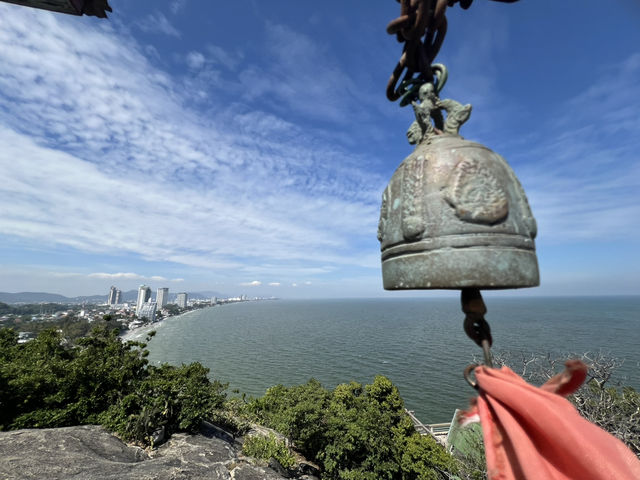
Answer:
[
  {"left": 138, "top": 302, "right": 157, "bottom": 322},
  {"left": 156, "top": 287, "right": 169, "bottom": 308},
  {"left": 136, "top": 285, "right": 151, "bottom": 313},
  {"left": 107, "top": 286, "right": 117, "bottom": 305},
  {"left": 115, "top": 289, "right": 122, "bottom": 304},
  {"left": 176, "top": 292, "right": 188, "bottom": 309}
]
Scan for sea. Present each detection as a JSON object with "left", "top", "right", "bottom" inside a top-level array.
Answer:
[{"left": 126, "top": 296, "right": 640, "bottom": 423}]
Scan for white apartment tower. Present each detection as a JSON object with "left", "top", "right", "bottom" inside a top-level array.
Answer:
[
  {"left": 107, "top": 286, "right": 118, "bottom": 305},
  {"left": 136, "top": 285, "right": 151, "bottom": 313},
  {"left": 115, "top": 289, "right": 122, "bottom": 304},
  {"left": 156, "top": 287, "right": 169, "bottom": 308},
  {"left": 176, "top": 292, "right": 188, "bottom": 309}
]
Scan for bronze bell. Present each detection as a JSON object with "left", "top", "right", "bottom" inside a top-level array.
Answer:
[{"left": 378, "top": 83, "right": 539, "bottom": 290}]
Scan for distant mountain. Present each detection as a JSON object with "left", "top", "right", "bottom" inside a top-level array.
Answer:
[
  {"left": 0, "top": 292, "right": 71, "bottom": 304},
  {"left": 0, "top": 290, "right": 227, "bottom": 304},
  {"left": 180, "top": 290, "right": 224, "bottom": 300}
]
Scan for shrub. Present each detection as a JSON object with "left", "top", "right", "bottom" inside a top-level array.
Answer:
[
  {"left": 247, "top": 375, "right": 460, "bottom": 480},
  {"left": 247, "top": 378, "right": 330, "bottom": 459},
  {"left": 243, "top": 432, "right": 296, "bottom": 469},
  {"left": 400, "top": 434, "right": 461, "bottom": 480},
  {"left": 100, "top": 362, "right": 227, "bottom": 445},
  {"left": 0, "top": 326, "right": 227, "bottom": 447}
]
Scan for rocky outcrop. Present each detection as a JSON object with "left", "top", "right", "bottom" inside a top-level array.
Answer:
[{"left": 0, "top": 424, "right": 319, "bottom": 480}]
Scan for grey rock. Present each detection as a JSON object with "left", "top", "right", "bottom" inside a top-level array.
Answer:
[
  {"left": 268, "top": 458, "right": 293, "bottom": 478},
  {"left": 231, "top": 464, "right": 285, "bottom": 480},
  {"left": 0, "top": 425, "right": 305, "bottom": 480}
]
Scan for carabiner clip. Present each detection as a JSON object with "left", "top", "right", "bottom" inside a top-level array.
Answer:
[{"left": 463, "top": 339, "right": 493, "bottom": 389}]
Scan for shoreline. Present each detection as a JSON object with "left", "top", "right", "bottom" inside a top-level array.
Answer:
[
  {"left": 119, "top": 300, "right": 257, "bottom": 343},
  {"left": 119, "top": 310, "right": 191, "bottom": 343}
]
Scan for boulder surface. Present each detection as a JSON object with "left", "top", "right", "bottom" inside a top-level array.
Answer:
[{"left": 0, "top": 424, "right": 315, "bottom": 480}]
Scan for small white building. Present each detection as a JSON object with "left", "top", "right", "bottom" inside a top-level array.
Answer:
[{"left": 138, "top": 302, "right": 157, "bottom": 322}]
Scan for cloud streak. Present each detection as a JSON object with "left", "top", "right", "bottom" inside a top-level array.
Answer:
[
  {"left": 510, "top": 54, "right": 640, "bottom": 245},
  {"left": 137, "top": 12, "right": 181, "bottom": 37},
  {"left": 0, "top": 4, "right": 637, "bottom": 297},
  {"left": 0, "top": 6, "right": 382, "bottom": 284}
]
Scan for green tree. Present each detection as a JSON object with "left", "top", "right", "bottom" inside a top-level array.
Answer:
[
  {"left": 248, "top": 379, "right": 330, "bottom": 460},
  {"left": 247, "top": 375, "right": 460, "bottom": 480},
  {"left": 0, "top": 326, "right": 227, "bottom": 447}
]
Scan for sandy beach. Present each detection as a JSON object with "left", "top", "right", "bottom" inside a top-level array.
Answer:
[{"left": 119, "top": 311, "right": 187, "bottom": 342}]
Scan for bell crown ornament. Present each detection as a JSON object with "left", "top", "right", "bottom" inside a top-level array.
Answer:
[{"left": 378, "top": 72, "right": 539, "bottom": 290}]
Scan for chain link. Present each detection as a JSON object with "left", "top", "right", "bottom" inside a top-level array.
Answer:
[
  {"left": 386, "top": 0, "right": 521, "bottom": 103},
  {"left": 461, "top": 288, "right": 492, "bottom": 349},
  {"left": 386, "top": 0, "right": 447, "bottom": 102}
]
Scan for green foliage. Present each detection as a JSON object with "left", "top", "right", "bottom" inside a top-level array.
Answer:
[
  {"left": 447, "top": 423, "right": 486, "bottom": 480},
  {"left": 0, "top": 302, "right": 74, "bottom": 315},
  {"left": 0, "top": 326, "right": 227, "bottom": 447},
  {"left": 164, "top": 304, "right": 181, "bottom": 316},
  {"left": 0, "top": 314, "right": 127, "bottom": 340},
  {"left": 101, "top": 363, "right": 227, "bottom": 444},
  {"left": 248, "top": 379, "right": 331, "bottom": 459},
  {"left": 247, "top": 375, "right": 460, "bottom": 480},
  {"left": 243, "top": 433, "right": 296, "bottom": 469},
  {"left": 401, "top": 434, "right": 461, "bottom": 480},
  {"left": 577, "top": 380, "right": 640, "bottom": 456},
  {"left": 211, "top": 397, "right": 252, "bottom": 435}
]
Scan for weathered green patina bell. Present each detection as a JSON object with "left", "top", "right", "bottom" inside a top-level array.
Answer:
[{"left": 378, "top": 84, "right": 539, "bottom": 290}]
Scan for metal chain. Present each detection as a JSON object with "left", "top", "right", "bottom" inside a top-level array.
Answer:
[
  {"left": 386, "top": 0, "right": 520, "bottom": 104},
  {"left": 386, "top": 0, "right": 448, "bottom": 102}
]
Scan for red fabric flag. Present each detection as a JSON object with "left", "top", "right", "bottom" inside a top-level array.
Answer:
[{"left": 464, "top": 360, "right": 640, "bottom": 479}]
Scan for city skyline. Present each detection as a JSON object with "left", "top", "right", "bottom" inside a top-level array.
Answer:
[{"left": 0, "top": 1, "right": 639, "bottom": 298}]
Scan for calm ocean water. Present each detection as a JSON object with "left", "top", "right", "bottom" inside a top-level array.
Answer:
[{"left": 134, "top": 296, "right": 640, "bottom": 423}]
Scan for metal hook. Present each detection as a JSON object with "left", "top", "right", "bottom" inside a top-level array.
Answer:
[
  {"left": 464, "top": 364, "right": 479, "bottom": 389},
  {"left": 463, "top": 339, "right": 494, "bottom": 390},
  {"left": 481, "top": 338, "right": 493, "bottom": 368},
  {"left": 463, "top": 339, "right": 494, "bottom": 389}
]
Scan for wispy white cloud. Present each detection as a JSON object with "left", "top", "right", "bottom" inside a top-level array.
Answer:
[
  {"left": 50, "top": 272, "right": 85, "bottom": 278},
  {"left": 170, "top": 0, "right": 186, "bottom": 15},
  {"left": 240, "top": 281, "right": 262, "bottom": 287},
  {"left": 137, "top": 11, "right": 181, "bottom": 37},
  {"left": 233, "top": 21, "right": 377, "bottom": 126},
  {"left": 87, "top": 272, "right": 171, "bottom": 282},
  {"left": 186, "top": 51, "right": 205, "bottom": 70},
  {"left": 0, "top": 6, "right": 382, "bottom": 282},
  {"left": 509, "top": 54, "right": 640, "bottom": 245},
  {"left": 1, "top": 4, "right": 635, "bottom": 299},
  {"left": 268, "top": 282, "right": 281, "bottom": 287},
  {"left": 206, "top": 44, "right": 242, "bottom": 71}
]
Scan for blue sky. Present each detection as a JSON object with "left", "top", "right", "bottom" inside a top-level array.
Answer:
[{"left": 0, "top": 0, "right": 638, "bottom": 299}]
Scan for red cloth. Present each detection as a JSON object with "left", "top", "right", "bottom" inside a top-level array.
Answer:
[{"left": 463, "top": 361, "right": 640, "bottom": 480}]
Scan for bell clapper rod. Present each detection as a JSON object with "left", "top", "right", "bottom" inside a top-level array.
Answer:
[{"left": 462, "top": 288, "right": 494, "bottom": 389}]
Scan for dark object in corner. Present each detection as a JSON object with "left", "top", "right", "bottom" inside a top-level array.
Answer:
[{"left": 0, "top": 0, "right": 112, "bottom": 18}]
